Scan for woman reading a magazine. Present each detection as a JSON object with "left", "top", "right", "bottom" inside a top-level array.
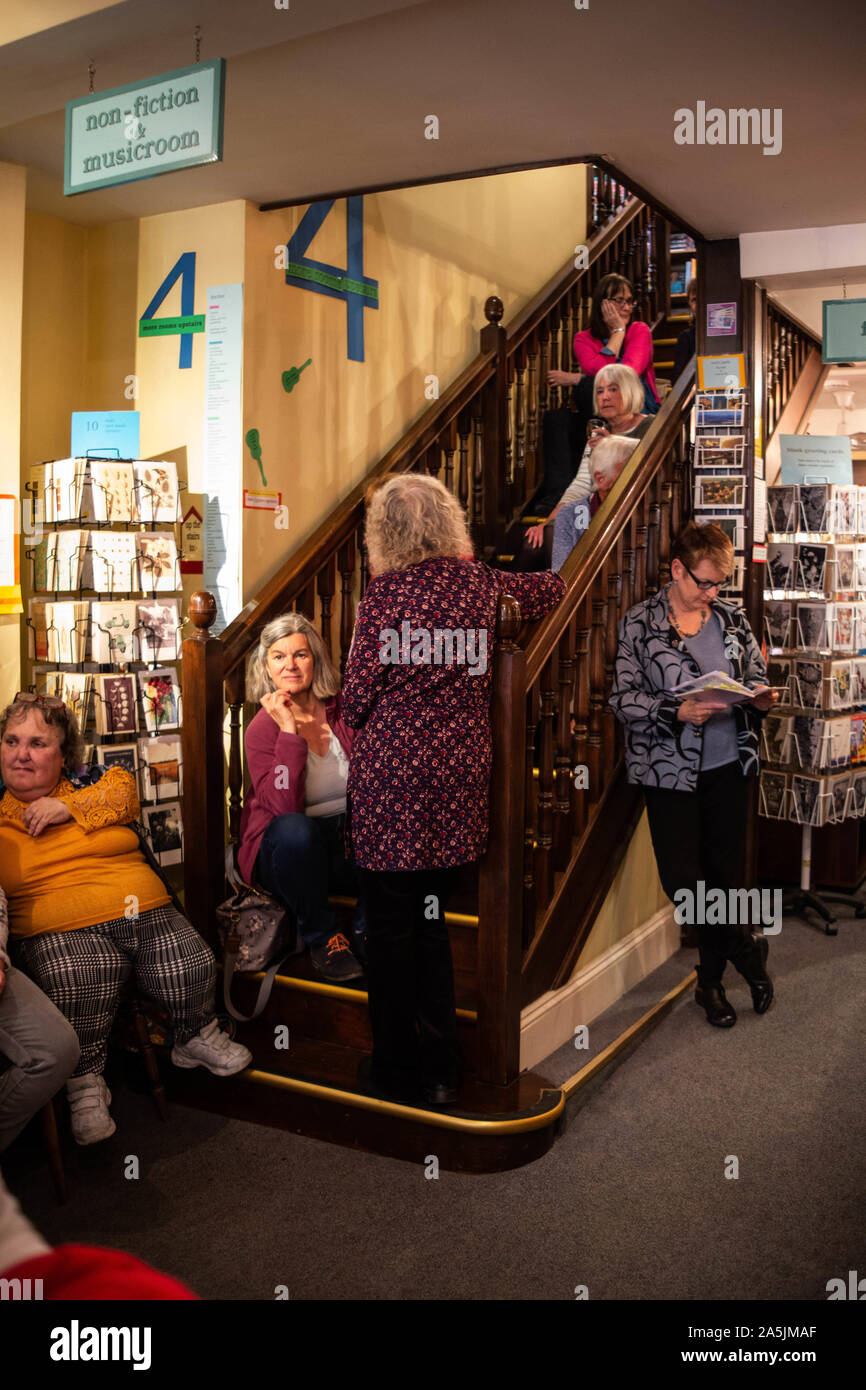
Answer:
[{"left": 609, "top": 522, "right": 779, "bottom": 1029}]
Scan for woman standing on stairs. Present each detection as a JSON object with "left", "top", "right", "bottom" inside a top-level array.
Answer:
[
  {"left": 609, "top": 522, "right": 778, "bottom": 1028},
  {"left": 342, "top": 475, "right": 565, "bottom": 1107},
  {"left": 548, "top": 273, "right": 661, "bottom": 416}
]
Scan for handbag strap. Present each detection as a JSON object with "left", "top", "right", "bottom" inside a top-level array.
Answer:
[{"left": 222, "top": 935, "right": 293, "bottom": 1023}]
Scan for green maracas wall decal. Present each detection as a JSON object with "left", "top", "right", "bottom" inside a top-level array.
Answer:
[
  {"left": 282, "top": 359, "right": 312, "bottom": 393},
  {"left": 244, "top": 428, "right": 267, "bottom": 487}
]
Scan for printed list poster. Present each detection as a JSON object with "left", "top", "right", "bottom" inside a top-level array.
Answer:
[{"left": 203, "top": 284, "right": 243, "bottom": 634}]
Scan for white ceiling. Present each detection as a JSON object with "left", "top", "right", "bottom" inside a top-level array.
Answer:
[{"left": 0, "top": 0, "right": 864, "bottom": 242}]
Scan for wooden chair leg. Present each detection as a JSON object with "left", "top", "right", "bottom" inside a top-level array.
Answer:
[
  {"left": 41, "top": 1099, "right": 67, "bottom": 1204},
  {"left": 129, "top": 999, "right": 169, "bottom": 1122}
]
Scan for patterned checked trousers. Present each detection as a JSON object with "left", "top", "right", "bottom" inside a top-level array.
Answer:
[{"left": 13, "top": 905, "right": 216, "bottom": 1077}]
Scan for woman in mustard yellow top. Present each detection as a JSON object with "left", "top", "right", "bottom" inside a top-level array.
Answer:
[{"left": 0, "top": 694, "right": 251, "bottom": 1146}]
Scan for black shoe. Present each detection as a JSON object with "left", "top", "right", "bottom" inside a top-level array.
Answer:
[
  {"left": 310, "top": 933, "right": 364, "bottom": 982},
  {"left": 695, "top": 985, "right": 737, "bottom": 1027},
  {"left": 356, "top": 1057, "right": 420, "bottom": 1106},
  {"left": 731, "top": 933, "right": 774, "bottom": 1014}
]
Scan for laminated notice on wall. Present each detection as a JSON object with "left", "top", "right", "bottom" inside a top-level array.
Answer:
[{"left": 0, "top": 495, "right": 22, "bottom": 614}]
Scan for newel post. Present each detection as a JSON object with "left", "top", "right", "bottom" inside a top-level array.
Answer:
[
  {"left": 181, "top": 591, "right": 226, "bottom": 948},
  {"left": 479, "top": 294, "right": 507, "bottom": 554},
  {"left": 476, "top": 593, "right": 525, "bottom": 1087}
]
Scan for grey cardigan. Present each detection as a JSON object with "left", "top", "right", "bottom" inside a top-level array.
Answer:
[{"left": 609, "top": 584, "right": 768, "bottom": 791}]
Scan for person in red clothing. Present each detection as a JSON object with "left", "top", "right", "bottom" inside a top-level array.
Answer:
[
  {"left": 0, "top": 1164, "right": 197, "bottom": 1299},
  {"left": 342, "top": 475, "right": 565, "bottom": 1106},
  {"left": 549, "top": 272, "right": 661, "bottom": 416},
  {"left": 239, "top": 613, "right": 365, "bottom": 982}
]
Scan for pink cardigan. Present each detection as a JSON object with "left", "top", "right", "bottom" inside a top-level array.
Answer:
[
  {"left": 573, "top": 321, "right": 660, "bottom": 405},
  {"left": 237, "top": 696, "right": 354, "bottom": 884}
]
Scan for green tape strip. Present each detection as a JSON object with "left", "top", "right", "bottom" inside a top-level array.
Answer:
[
  {"left": 139, "top": 315, "right": 206, "bottom": 337},
  {"left": 286, "top": 262, "right": 378, "bottom": 302}
]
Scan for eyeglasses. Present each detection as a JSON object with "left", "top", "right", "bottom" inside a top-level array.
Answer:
[
  {"left": 14, "top": 691, "right": 64, "bottom": 709},
  {"left": 682, "top": 562, "right": 731, "bottom": 592},
  {"left": 611, "top": 297, "right": 634, "bottom": 308}
]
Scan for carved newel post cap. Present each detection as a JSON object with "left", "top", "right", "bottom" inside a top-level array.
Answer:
[
  {"left": 496, "top": 592, "right": 523, "bottom": 643},
  {"left": 189, "top": 591, "right": 218, "bottom": 632},
  {"left": 484, "top": 296, "right": 504, "bottom": 325}
]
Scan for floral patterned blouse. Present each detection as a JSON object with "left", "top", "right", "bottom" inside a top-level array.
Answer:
[{"left": 340, "top": 556, "right": 565, "bottom": 871}]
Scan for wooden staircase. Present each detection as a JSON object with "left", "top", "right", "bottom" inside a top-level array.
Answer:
[{"left": 175, "top": 166, "right": 703, "bottom": 1171}]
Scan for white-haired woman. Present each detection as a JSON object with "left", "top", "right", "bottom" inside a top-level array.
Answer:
[
  {"left": 341, "top": 474, "right": 565, "bottom": 1106},
  {"left": 526, "top": 363, "right": 651, "bottom": 553},
  {"left": 550, "top": 434, "right": 640, "bottom": 572},
  {"left": 238, "top": 613, "right": 364, "bottom": 982}
]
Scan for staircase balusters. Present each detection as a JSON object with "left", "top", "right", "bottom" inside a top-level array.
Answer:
[
  {"left": 523, "top": 683, "right": 539, "bottom": 948},
  {"left": 587, "top": 595, "right": 606, "bottom": 809},
  {"left": 514, "top": 348, "right": 527, "bottom": 490},
  {"left": 603, "top": 561, "right": 621, "bottom": 773},
  {"left": 337, "top": 536, "right": 355, "bottom": 673},
  {"left": 471, "top": 407, "right": 484, "bottom": 537},
  {"left": 646, "top": 490, "right": 661, "bottom": 595},
  {"left": 658, "top": 476, "right": 673, "bottom": 588},
  {"left": 535, "top": 656, "right": 556, "bottom": 909},
  {"left": 317, "top": 556, "right": 336, "bottom": 650},
  {"left": 226, "top": 666, "right": 245, "bottom": 849},
  {"left": 553, "top": 617, "right": 576, "bottom": 869},
  {"left": 457, "top": 413, "right": 471, "bottom": 512},
  {"left": 571, "top": 613, "right": 590, "bottom": 841},
  {"left": 443, "top": 419, "right": 457, "bottom": 496}
]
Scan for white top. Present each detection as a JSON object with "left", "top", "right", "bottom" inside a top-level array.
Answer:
[
  {"left": 557, "top": 445, "right": 593, "bottom": 510},
  {"left": 304, "top": 729, "right": 349, "bottom": 818}
]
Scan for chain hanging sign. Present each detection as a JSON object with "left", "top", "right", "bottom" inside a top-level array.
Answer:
[{"left": 64, "top": 59, "right": 225, "bottom": 196}]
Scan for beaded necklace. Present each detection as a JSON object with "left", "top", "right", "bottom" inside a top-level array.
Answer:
[{"left": 668, "top": 589, "right": 711, "bottom": 641}]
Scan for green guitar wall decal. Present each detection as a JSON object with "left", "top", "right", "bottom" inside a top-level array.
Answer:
[
  {"left": 282, "top": 359, "right": 312, "bottom": 393},
  {"left": 245, "top": 428, "right": 267, "bottom": 486}
]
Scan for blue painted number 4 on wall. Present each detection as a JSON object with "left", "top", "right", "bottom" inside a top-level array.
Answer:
[{"left": 284, "top": 197, "right": 379, "bottom": 362}]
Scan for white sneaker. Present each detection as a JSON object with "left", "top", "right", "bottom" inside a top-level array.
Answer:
[
  {"left": 66, "top": 1074, "right": 116, "bottom": 1146},
  {"left": 171, "top": 1019, "right": 252, "bottom": 1076}
]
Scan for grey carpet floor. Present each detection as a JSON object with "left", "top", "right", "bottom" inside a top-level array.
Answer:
[{"left": 3, "top": 911, "right": 864, "bottom": 1300}]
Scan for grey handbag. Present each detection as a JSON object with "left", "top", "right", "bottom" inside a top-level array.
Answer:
[{"left": 216, "top": 850, "right": 301, "bottom": 1021}]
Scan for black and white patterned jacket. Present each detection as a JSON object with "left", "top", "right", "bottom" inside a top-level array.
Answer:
[{"left": 609, "top": 584, "right": 768, "bottom": 791}]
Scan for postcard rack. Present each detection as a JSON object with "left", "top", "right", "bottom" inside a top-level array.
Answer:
[
  {"left": 759, "top": 480, "right": 866, "bottom": 929},
  {"left": 691, "top": 384, "right": 749, "bottom": 598},
  {"left": 22, "top": 456, "right": 187, "bottom": 871}
]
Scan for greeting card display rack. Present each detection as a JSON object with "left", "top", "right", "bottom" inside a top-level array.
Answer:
[
  {"left": 691, "top": 385, "right": 750, "bottom": 599},
  {"left": 23, "top": 456, "right": 187, "bottom": 871},
  {"left": 759, "top": 479, "right": 866, "bottom": 930}
]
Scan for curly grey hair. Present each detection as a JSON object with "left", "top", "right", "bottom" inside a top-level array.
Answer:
[
  {"left": 365, "top": 473, "right": 473, "bottom": 577},
  {"left": 246, "top": 613, "right": 341, "bottom": 703},
  {"left": 0, "top": 699, "right": 85, "bottom": 776}
]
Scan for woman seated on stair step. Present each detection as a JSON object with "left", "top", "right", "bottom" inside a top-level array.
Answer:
[
  {"left": 525, "top": 363, "right": 651, "bottom": 562},
  {"left": 238, "top": 613, "right": 365, "bottom": 984},
  {"left": 0, "top": 694, "right": 251, "bottom": 1148},
  {"left": 550, "top": 434, "right": 640, "bottom": 573}
]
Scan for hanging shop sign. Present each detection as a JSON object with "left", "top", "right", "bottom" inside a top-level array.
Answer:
[
  {"left": 822, "top": 298, "right": 866, "bottom": 365},
  {"left": 64, "top": 59, "right": 225, "bottom": 197}
]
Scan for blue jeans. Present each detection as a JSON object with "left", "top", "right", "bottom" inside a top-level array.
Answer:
[
  {"left": 255, "top": 813, "right": 364, "bottom": 951},
  {"left": 551, "top": 499, "right": 591, "bottom": 573}
]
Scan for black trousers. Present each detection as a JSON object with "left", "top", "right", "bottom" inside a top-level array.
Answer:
[
  {"left": 356, "top": 865, "right": 462, "bottom": 1090},
  {"left": 643, "top": 761, "right": 757, "bottom": 989}
]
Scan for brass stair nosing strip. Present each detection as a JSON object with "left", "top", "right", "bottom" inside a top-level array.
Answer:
[
  {"left": 330, "top": 895, "right": 479, "bottom": 928},
  {"left": 559, "top": 969, "right": 697, "bottom": 1101},
  {"left": 240, "top": 1067, "right": 564, "bottom": 1135},
  {"left": 215, "top": 964, "right": 477, "bottom": 1021}
]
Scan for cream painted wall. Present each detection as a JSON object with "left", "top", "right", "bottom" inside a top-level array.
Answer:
[
  {"left": 0, "top": 162, "right": 26, "bottom": 705},
  {"left": 572, "top": 810, "right": 670, "bottom": 973},
  {"left": 241, "top": 165, "right": 587, "bottom": 596},
  {"left": 135, "top": 201, "right": 246, "bottom": 494}
]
